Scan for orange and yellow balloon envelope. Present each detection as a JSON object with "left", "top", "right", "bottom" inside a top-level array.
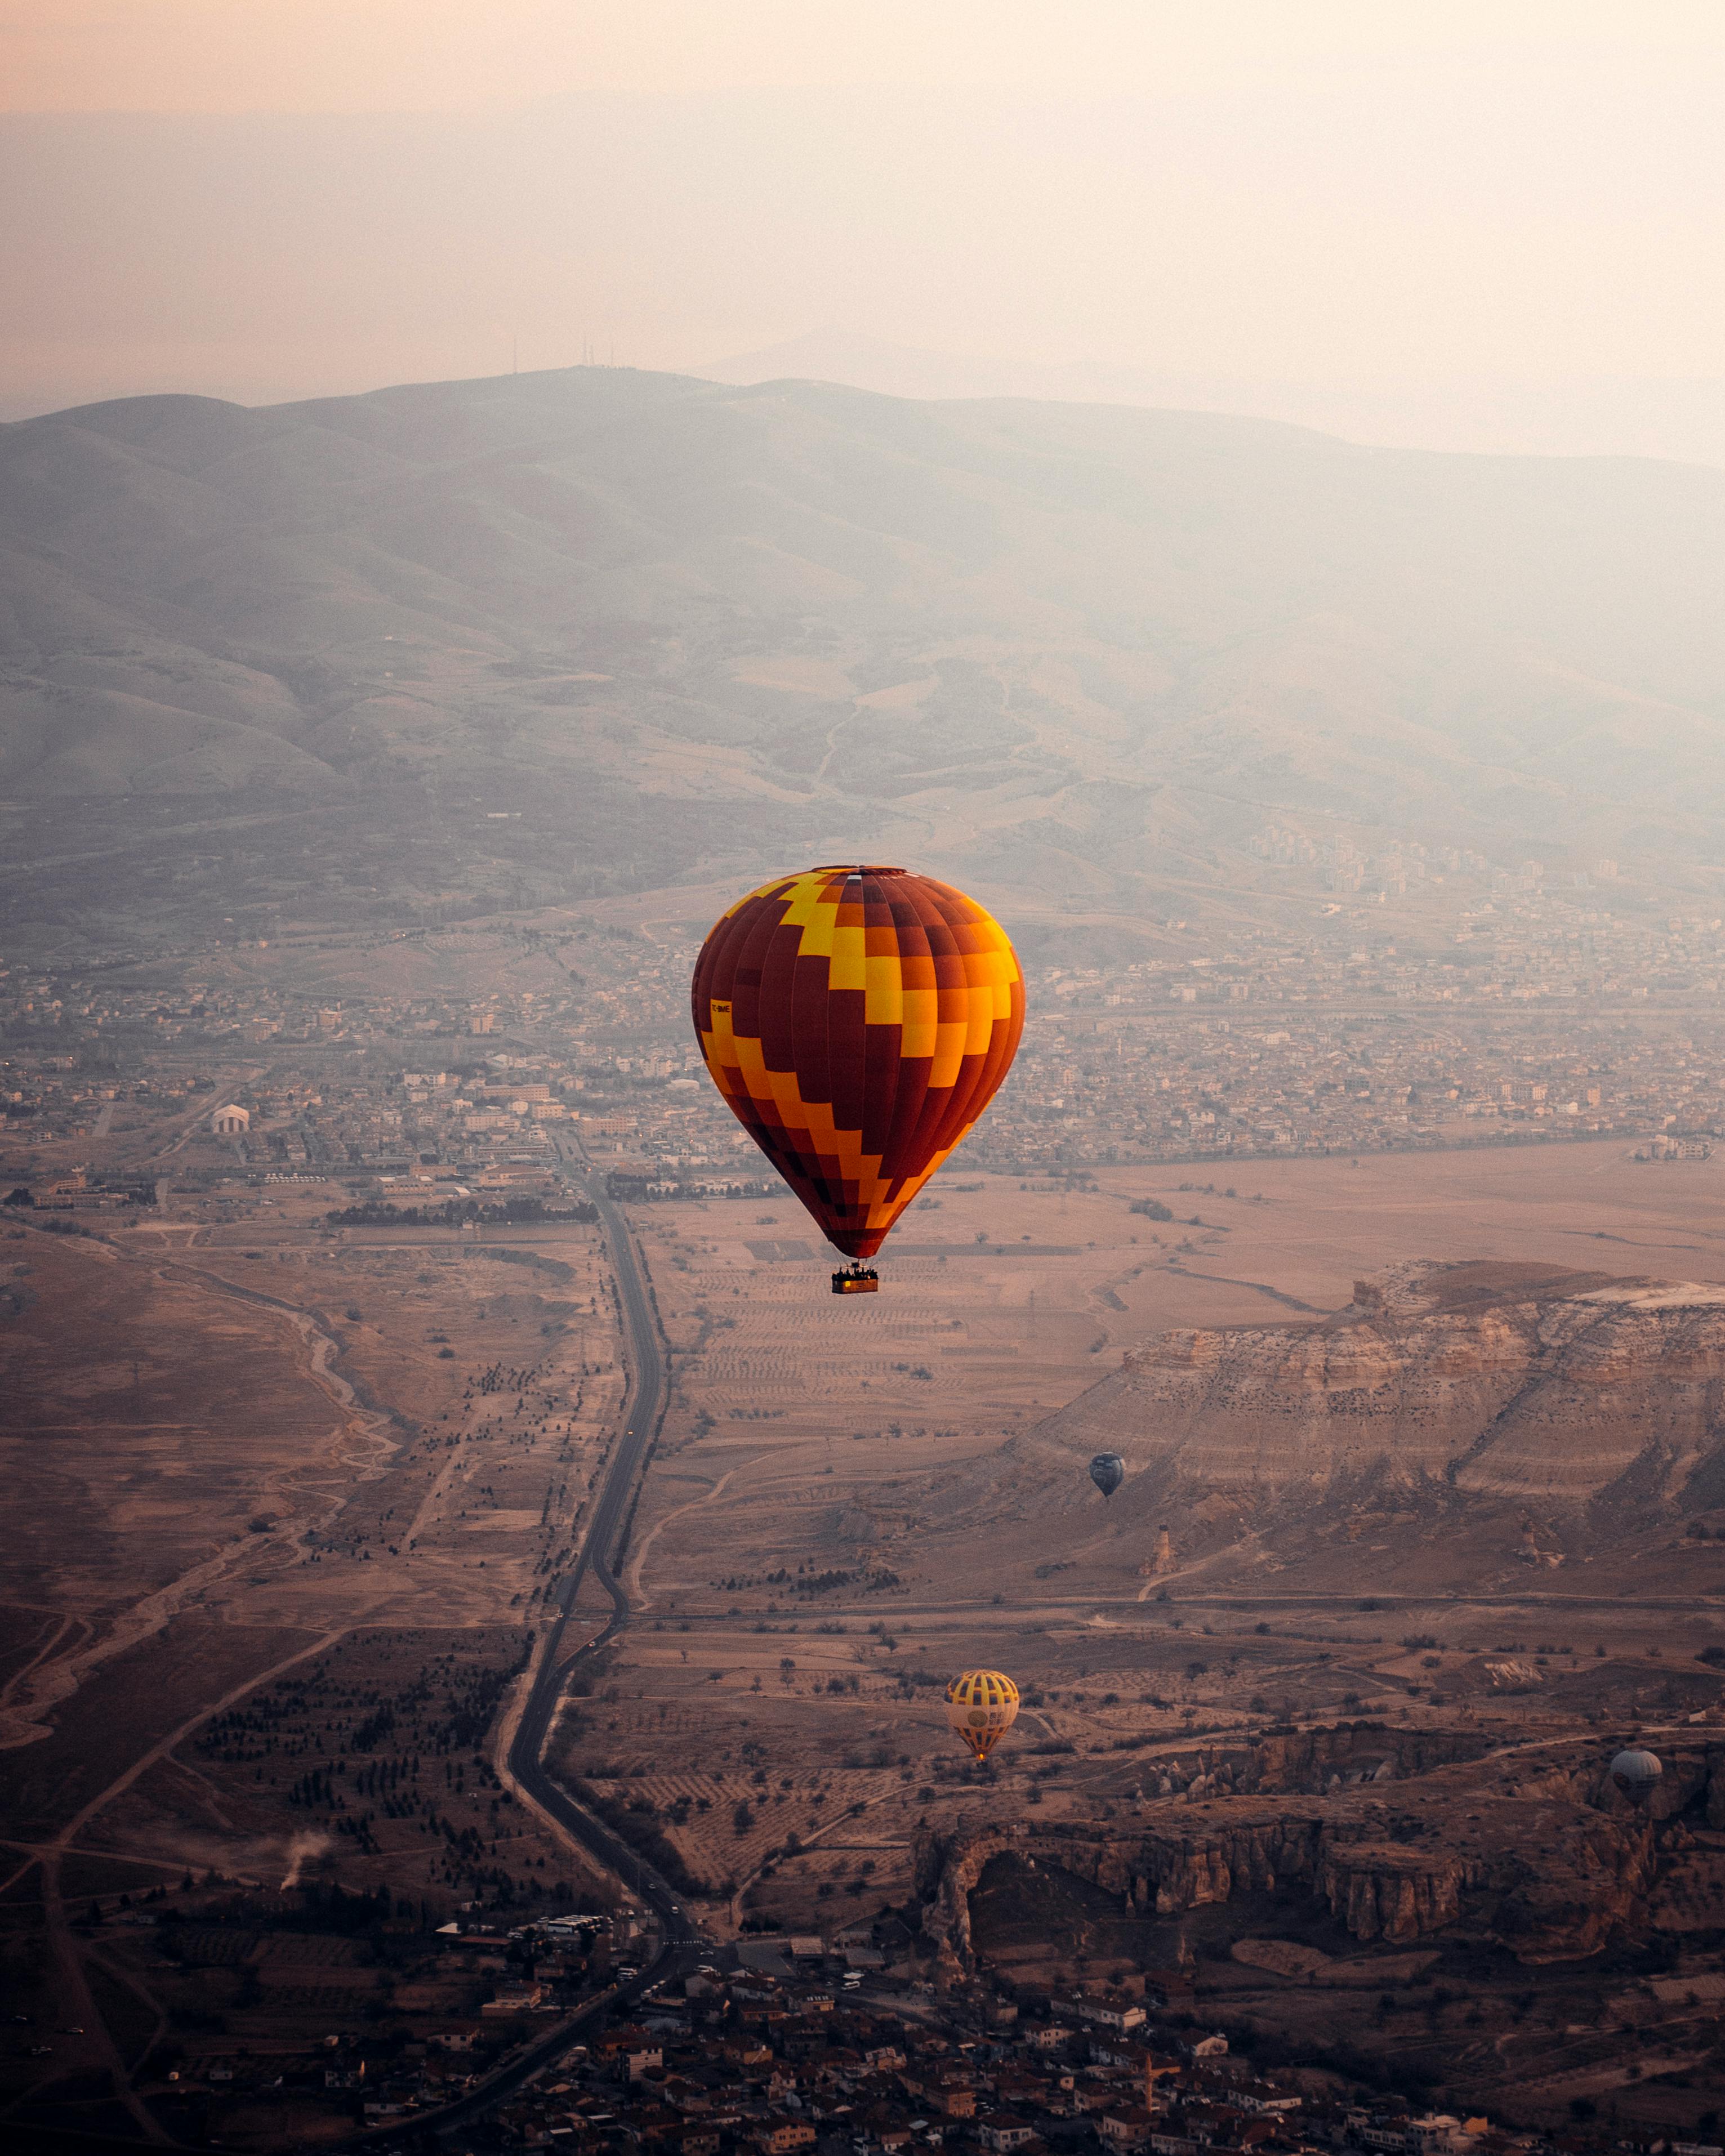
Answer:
[
  {"left": 689, "top": 865, "right": 1024, "bottom": 1264},
  {"left": 690, "top": 858, "right": 1026, "bottom": 1259},
  {"left": 945, "top": 1670, "right": 1020, "bottom": 1763}
]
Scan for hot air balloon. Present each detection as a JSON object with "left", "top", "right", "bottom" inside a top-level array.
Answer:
[
  {"left": 946, "top": 1670, "right": 1019, "bottom": 1764},
  {"left": 1609, "top": 1746, "right": 1662, "bottom": 1809},
  {"left": 690, "top": 867, "right": 1025, "bottom": 1291},
  {"left": 1089, "top": 1453, "right": 1125, "bottom": 1499}
]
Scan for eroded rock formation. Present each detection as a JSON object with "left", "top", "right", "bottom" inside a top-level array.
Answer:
[
  {"left": 1028, "top": 1262, "right": 1725, "bottom": 1515},
  {"left": 916, "top": 1730, "right": 1725, "bottom": 1971},
  {"left": 917, "top": 1799, "right": 1648, "bottom": 1968}
]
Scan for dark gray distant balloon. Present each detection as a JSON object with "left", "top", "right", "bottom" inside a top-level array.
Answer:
[
  {"left": 1609, "top": 1747, "right": 1662, "bottom": 1807},
  {"left": 1089, "top": 1453, "right": 1125, "bottom": 1499}
]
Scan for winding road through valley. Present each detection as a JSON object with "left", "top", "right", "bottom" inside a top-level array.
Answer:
[{"left": 395, "top": 1173, "right": 712, "bottom": 2144}]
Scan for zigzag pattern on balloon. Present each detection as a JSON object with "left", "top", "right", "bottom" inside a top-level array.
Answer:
[{"left": 690, "top": 865, "right": 1025, "bottom": 1260}]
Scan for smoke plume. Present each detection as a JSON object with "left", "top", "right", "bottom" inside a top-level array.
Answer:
[{"left": 280, "top": 1831, "right": 330, "bottom": 1889}]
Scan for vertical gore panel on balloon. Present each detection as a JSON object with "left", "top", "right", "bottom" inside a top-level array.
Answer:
[
  {"left": 790, "top": 951, "right": 833, "bottom": 1106},
  {"left": 880, "top": 1054, "right": 932, "bottom": 1187},
  {"left": 826, "top": 988, "right": 867, "bottom": 1133},
  {"left": 861, "top": 1012, "right": 901, "bottom": 1158},
  {"left": 898, "top": 1016, "right": 966, "bottom": 1179},
  {"left": 925, "top": 1052, "right": 988, "bottom": 1164},
  {"left": 756, "top": 919, "right": 803, "bottom": 1072},
  {"left": 694, "top": 900, "right": 751, "bottom": 1022},
  {"left": 727, "top": 896, "right": 783, "bottom": 1044}
]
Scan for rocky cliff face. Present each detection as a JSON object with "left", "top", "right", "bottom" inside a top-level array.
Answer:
[
  {"left": 915, "top": 1731, "right": 1725, "bottom": 1970},
  {"left": 1086, "top": 1723, "right": 1492, "bottom": 1802},
  {"left": 917, "top": 1796, "right": 1649, "bottom": 1969},
  {"left": 1026, "top": 1262, "right": 1725, "bottom": 1515}
]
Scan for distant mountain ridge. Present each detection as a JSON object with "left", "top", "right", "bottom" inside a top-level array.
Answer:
[
  {"left": 4, "top": 364, "right": 1725, "bottom": 943},
  {"left": 696, "top": 327, "right": 1725, "bottom": 469}
]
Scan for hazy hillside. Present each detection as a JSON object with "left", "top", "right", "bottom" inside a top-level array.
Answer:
[
  {"left": 697, "top": 327, "right": 1725, "bottom": 469},
  {"left": 5, "top": 364, "right": 1725, "bottom": 946}
]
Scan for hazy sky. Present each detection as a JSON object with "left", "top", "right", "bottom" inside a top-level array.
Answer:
[{"left": 4, "top": 2, "right": 1723, "bottom": 449}]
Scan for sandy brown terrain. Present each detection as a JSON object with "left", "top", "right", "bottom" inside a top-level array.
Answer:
[
  {"left": 6, "top": 1131, "right": 1725, "bottom": 2140},
  {"left": 523, "top": 1142, "right": 1725, "bottom": 2131},
  {"left": 0, "top": 1166, "right": 629, "bottom": 2139},
  {"left": 7, "top": 362, "right": 1725, "bottom": 2145},
  {"left": 619, "top": 1138, "right": 1725, "bottom": 1599}
]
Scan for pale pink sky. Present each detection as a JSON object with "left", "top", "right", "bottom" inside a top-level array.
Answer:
[
  {"left": 11, "top": 3, "right": 1689, "bottom": 114},
  {"left": 2, "top": 1, "right": 1722, "bottom": 443}
]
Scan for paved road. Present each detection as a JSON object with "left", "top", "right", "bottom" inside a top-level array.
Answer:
[
  {"left": 504, "top": 1173, "right": 674, "bottom": 1872},
  {"left": 370, "top": 1173, "right": 712, "bottom": 2145},
  {"left": 34, "top": 1174, "right": 688, "bottom": 2156}
]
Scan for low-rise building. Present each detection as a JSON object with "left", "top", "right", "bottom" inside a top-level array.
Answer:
[
  {"left": 1100, "top": 2108, "right": 1155, "bottom": 2149},
  {"left": 978, "top": 2114, "right": 1044, "bottom": 2153},
  {"left": 756, "top": 2123, "right": 817, "bottom": 2155},
  {"left": 482, "top": 1981, "right": 546, "bottom": 2015}
]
